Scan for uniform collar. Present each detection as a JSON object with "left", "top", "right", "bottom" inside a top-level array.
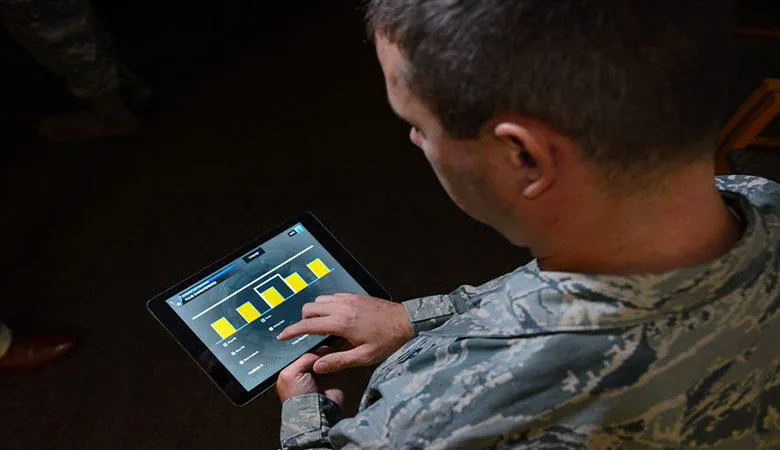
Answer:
[{"left": 425, "top": 189, "right": 772, "bottom": 338}]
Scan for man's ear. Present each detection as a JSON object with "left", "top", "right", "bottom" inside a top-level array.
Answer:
[{"left": 494, "top": 122, "right": 557, "bottom": 198}]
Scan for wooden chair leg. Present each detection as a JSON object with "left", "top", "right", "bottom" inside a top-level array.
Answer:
[{"left": 716, "top": 79, "right": 780, "bottom": 176}]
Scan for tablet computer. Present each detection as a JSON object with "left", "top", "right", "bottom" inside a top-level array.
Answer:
[{"left": 147, "top": 212, "right": 389, "bottom": 406}]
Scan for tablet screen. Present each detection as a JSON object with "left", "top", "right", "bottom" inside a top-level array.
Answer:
[{"left": 164, "top": 222, "right": 368, "bottom": 391}]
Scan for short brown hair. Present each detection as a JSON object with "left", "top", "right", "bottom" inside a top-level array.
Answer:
[{"left": 366, "top": 0, "right": 734, "bottom": 184}]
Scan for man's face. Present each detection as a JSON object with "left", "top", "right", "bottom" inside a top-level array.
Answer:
[{"left": 375, "top": 37, "right": 517, "bottom": 233}]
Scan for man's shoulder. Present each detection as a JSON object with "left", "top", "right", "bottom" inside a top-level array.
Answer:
[
  {"left": 456, "top": 263, "right": 546, "bottom": 303},
  {"left": 717, "top": 175, "right": 779, "bottom": 210},
  {"left": 424, "top": 265, "right": 611, "bottom": 338},
  {"left": 717, "top": 175, "right": 779, "bottom": 249}
]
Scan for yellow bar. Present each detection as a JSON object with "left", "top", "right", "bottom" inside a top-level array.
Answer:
[
  {"left": 307, "top": 258, "right": 331, "bottom": 279},
  {"left": 211, "top": 317, "right": 237, "bottom": 340},
  {"left": 260, "top": 287, "right": 285, "bottom": 308},
  {"left": 284, "top": 272, "right": 308, "bottom": 293},
  {"left": 236, "top": 302, "right": 261, "bottom": 323}
]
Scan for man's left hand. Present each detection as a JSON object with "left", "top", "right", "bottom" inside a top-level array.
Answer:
[{"left": 276, "top": 347, "right": 344, "bottom": 406}]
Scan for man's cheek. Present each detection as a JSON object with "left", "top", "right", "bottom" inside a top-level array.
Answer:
[
  {"left": 422, "top": 144, "right": 451, "bottom": 173},
  {"left": 435, "top": 170, "right": 474, "bottom": 215}
]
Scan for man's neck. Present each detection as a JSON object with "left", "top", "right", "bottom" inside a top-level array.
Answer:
[{"left": 534, "top": 166, "right": 741, "bottom": 275}]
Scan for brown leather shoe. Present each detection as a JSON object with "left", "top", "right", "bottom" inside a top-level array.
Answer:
[
  {"left": 38, "top": 108, "right": 142, "bottom": 142},
  {"left": 0, "top": 333, "right": 77, "bottom": 371}
]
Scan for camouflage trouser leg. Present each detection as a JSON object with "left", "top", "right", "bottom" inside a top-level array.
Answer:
[
  {"left": 0, "top": 0, "right": 119, "bottom": 99},
  {"left": 0, "top": 322, "right": 11, "bottom": 359}
]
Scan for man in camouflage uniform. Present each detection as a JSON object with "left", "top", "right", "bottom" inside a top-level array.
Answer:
[
  {"left": 274, "top": 0, "right": 780, "bottom": 448},
  {"left": 0, "top": 0, "right": 146, "bottom": 140}
]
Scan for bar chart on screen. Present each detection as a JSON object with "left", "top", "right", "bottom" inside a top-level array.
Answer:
[{"left": 206, "top": 256, "right": 334, "bottom": 342}]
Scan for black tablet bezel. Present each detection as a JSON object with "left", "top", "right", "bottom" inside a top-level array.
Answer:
[{"left": 147, "top": 212, "right": 390, "bottom": 406}]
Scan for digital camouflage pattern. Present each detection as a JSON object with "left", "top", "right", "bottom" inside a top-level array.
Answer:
[
  {"left": 281, "top": 175, "right": 780, "bottom": 449},
  {"left": 0, "top": 0, "right": 119, "bottom": 98}
]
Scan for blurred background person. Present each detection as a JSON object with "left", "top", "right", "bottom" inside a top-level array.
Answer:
[{"left": 0, "top": 0, "right": 149, "bottom": 141}]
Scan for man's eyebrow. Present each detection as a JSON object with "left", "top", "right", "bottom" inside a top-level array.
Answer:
[
  {"left": 386, "top": 90, "right": 421, "bottom": 129},
  {"left": 386, "top": 96, "right": 400, "bottom": 117},
  {"left": 386, "top": 96, "right": 410, "bottom": 123},
  {"left": 391, "top": 108, "right": 419, "bottom": 129}
]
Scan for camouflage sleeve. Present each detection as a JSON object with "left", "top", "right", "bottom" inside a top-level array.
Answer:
[
  {"left": 0, "top": 0, "right": 119, "bottom": 99},
  {"left": 280, "top": 394, "right": 342, "bottom": 450},
  {"left": 402, "top": 288, "right": 471, "bottom": 336}
]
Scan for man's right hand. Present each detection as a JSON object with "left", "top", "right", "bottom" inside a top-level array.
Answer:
[{"left": 276, "top": 294, "right": 414, "bottom": 374}]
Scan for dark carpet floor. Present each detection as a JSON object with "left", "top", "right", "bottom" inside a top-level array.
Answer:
[
  {"left": 0, "top": 3, "right": 527, "bottom": 449},
  {"left": 0, "top": 2, "right": 777, "bottom": 449}
]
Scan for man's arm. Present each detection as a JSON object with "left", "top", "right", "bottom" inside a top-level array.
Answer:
[
  {"left": 277, "top": 277, "right": 505, "bottom": 374},
  {"left": 403, "top": 285, "right": 479, "bottom": 335},
  {"left": 280, "top": 394, "right": 341, "bottom": 450},
  {"left": 276, "top": 289, "right": 473, "bottom": 449},
  {"left": 406, "top": 270, "right": 519, "bottom": 335},
  {"left": 323, "top": 328, "right": 629, "bottom": 448},
  {"left": 276, "top": 352, "right": 345, "bottom": 450}
]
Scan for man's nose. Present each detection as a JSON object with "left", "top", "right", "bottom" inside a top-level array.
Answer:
[{"left": 409, "top": 127, "right": 423, "bottom": 149}]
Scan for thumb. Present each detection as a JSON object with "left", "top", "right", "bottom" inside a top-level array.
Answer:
[{"left": 313, "top": 346, "right": 371, "bottom": 374}]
